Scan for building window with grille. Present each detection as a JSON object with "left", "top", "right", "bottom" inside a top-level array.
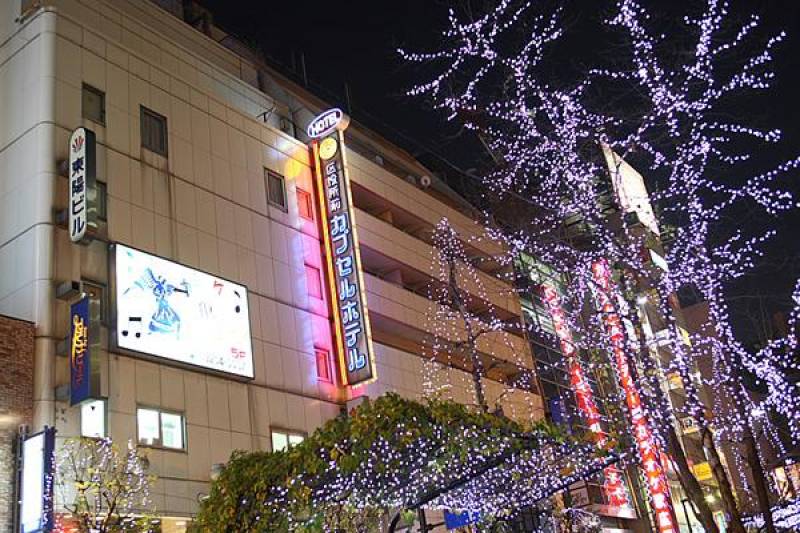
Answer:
[
  {"left": 271, "top": 429, "right": 305, "bottom": 452},
  {"left": 315, "top": 348, "right": 332, "bottom": 382},
  {"left": 266, "top": 170, "right": 287, "bottom": 211},
  {"left": 297, "top": 188, "right": 314, "bottom": 220},
  {"left": 137, "top": 407, "right": 185, "bottom": 450},
  {"left": 82, "top": 84, "right": 105, "bottom": 125},
  {"left": 140, "top": 106, "right": 168, "bottom": 156}
]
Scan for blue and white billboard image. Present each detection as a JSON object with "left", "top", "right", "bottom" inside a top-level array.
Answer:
[{"left": 112, "top": 244, "right": 254, "bottom": 378}]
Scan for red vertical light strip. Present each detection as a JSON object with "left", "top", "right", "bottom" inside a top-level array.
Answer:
[
  {"left": 541, "top": 284, "right": 630, "bottom": 509},
  {"left": 591, "top": 259, "right": 677, "bottom": 533}
]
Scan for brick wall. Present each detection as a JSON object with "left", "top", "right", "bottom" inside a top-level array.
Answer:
[{"left": 0, "top": 314, "right": 34, "bottom": 532}]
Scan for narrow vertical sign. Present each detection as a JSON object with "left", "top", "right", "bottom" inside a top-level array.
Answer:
[
  {"left": 68, "top": 127, "right": 96, "bottom": 243},
  {"left": 70, "top": 296, "right": 91, "bottom": 406},
  {"left": 309, "top": 109, "right": 376, "bottom": 387},
  {"left": 591, "top": 259, "right": 677, "bottom": 533}
]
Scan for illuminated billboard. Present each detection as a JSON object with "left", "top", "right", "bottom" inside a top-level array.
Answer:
[
  {"left": 111, "top": 244, "right": 254, "bottom": 378},
  {"left": 311, "top": 114, "right": 377, "bottom": 387},
  {"left": 601, "top": 143, "right": 660, "bottom": 236}
]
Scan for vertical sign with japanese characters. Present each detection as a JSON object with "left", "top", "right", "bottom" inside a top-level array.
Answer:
[
  {"left": 310, "top": 112, "right": 376, "bottom": 387},
  {"left": 68, "top": 127, "right": 96, "bottom": 243},
  {"left": 69, "top": 296, "right": 92, "bottom": 406}
]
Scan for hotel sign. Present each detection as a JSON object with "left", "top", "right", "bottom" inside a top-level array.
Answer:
[
  {"left": 68, "top": 127, "right": 96, "bottom": 243},
  {"left": 311, "top": 113, "right": 376, "bottom": 387},
  {"left": 307, "top": 108, "right": 349, "bottom": 139}
]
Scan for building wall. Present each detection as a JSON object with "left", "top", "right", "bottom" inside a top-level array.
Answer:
[
  {"left": 0, "top": 314, "right": 35, "bottom": 532},
  {"left": 0, "top": 0, "right": 543, "bottom": 522}
]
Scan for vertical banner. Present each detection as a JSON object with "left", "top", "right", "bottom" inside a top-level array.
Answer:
[
  {"left": 68, "top": 127, "right": 96, "bottom": 243},
  {"left": 591, "top": 259, "right": 677, "bottom": 533},
  {"left": 69, "top": 297, "right": 91, "bottom": 406},
  {"left": 308, "top": 109, "right": 377, "bottom": 387},
  {"left": 541, "top": 284, "right": 630, "bottom": 510},
  {"left": 20, "top": 427, "right": 55, "bottom": 533}
]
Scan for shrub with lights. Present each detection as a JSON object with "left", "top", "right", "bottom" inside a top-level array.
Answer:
[{"left": 195, "top": 393, "right": 618, "bottom": 531}]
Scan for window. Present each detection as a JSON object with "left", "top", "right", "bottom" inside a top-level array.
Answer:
[
  {"left": 80, "top": 399, "right": 106, "bottom": 438},
  {"left": 82, "top": 280, "right": 107, "bottom": 325},
  {"left": 305, "top": 265, "right": 323, "bottom": 299},
  {"left": 137, "top": 407, "right": 185, "bottom": 450},
  {"left": 315, "top": 348, "right": 332, "bottom": 382},
  {"left": 140, "top": 106, "right": 168, "bottom": 156},
  {"left": 297, "top": 188, "right": 314, "bottom": 220},
  {"left": 271, "top": 429, "right": 305, "bottom": 452},
  {"left": 266, "top": 170, "right": 287, "bottom": 211},
  {"left": 91, "top": 181, "right": 107, "bottom": 222},
  {"left": 82, "top": 84, "right": 105, "bottom": 124}
]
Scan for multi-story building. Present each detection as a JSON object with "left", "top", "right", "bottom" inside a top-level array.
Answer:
[{"left": 0, "top": 0, "right": 544, "bottom": 530}]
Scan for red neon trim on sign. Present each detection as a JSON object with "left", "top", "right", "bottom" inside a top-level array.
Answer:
[
  {"left": 591, "top": 259, "right": 677, "bottom": 533},
  {"left": 541, "top": 284, "right": 630, "bottom": 509}
]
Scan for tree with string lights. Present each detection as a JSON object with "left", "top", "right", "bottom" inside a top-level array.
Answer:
[
  {"left": 402, "top": 1, "right": 800, "bottom": 532},
  {"left": 54, "top": 437, "right": 155, "bottom": 533}
]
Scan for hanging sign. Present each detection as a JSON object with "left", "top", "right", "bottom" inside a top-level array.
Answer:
[
  {"left": 68, "top": 127, "right": 96, "bottom": 243},
  {"left": 69, "top": 296, "right": 92, "bottom": 406},
  {"left": 311, "top": 113, "right": 376, "bottom": 387}
]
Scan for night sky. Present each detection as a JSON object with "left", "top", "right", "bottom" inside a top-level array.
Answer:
[{"left": 196, "top": 0, "right": 800, "bottom": 341}]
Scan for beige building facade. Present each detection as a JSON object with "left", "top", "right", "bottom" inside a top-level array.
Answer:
[{"left": 0, "top": 0, "right": 542, "bottom": 527}]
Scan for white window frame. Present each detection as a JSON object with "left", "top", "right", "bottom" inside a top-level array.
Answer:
[{"left": 136, "top": 406, "right": 186, "bottom": 451}]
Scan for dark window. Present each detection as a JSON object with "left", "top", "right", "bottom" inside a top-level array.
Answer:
[
  {"left": 305, "top": 265, "right": 323, "bottom": 299},
  {"left": 82, "top": 84, "right": 105, "bottom": 124},
  {"left": 140, "top": 106, "right": 168, "bottom": 156},
  {"left": 266, "top": 170, "right": 287, "bottom": 211},
  {"left": 315, "top": 348, "right": 332, "bottom": 382},
  {"left": 297, "top": 188, "right": 314, "bottom": 220}
]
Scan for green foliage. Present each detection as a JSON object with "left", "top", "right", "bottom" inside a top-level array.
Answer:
[{"left": 196, "top": 393, "right": 587, "bottom": 532}]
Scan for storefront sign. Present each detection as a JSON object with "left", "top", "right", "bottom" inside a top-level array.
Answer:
[
  {"left": 20, "top": 427, "right": 55, "bottom": 533},
  {"left": 68, "top": 127, "right": 96, "bottom": 243},
  {"left": 70, "top": 297, "right": 92, "bottom": 406},
  {"left": 691, "top": 462, "right": 713, "bottom": 481},
  {"left": 541, "top": 284, "right": 630, "bottom": 510},
  {"left": 307, "top": 108, "right": 349, "bottom": 139},
  {"left": 311, "top": 114, "right": 376, "bottom": 387},
  {"left": 591, "top": 259, "right": 677, "bottom": 533},
  {"left": 112, "top": 244, "right": 254, "bottom": 378}
]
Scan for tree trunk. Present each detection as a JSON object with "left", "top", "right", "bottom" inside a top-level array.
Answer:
[
  {"left": 666, "top": 428, "right": 720, "bottom": 533},
  {"left": 446, "top": 257, "right": 489, "bottom": 412},
  {"left": 743, "top": 426, "right": 776, "bottom": 533},
  {"left": 701, "top": 427, "right": 745, "bottom": 533}
]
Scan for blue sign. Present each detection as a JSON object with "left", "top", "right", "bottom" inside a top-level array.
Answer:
[
  {"left": 70, "top": 297, "right": 91, "bottom": 405},
  {"left": 444, "top": 510, "right": 480, "bottom": 529}
]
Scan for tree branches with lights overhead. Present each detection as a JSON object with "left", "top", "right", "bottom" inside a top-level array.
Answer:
[{"left": 403, "top": 1, "right": 800, "bottom": 531}]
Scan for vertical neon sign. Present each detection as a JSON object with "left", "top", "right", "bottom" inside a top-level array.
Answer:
[
  {"left": 310, "top": 111, "right": 377, "bottom": 387},
  {"left": 591, "top": 259, "right": 677, "bottom": 533},
  {"left": 541, "top": 284, "right": 630, "bottom": 509}
]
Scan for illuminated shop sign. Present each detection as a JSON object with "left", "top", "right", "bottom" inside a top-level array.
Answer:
[
  {"left": 541, "top": 284, "right": 630, "bottom": 510},
  {"left": 20, "top": 427, "right": 55, "bottom": 533},
  {"left": 311, "top": 114, "right": 376, "bottom": 387},
  {"left": 591, "top": 259, "right": 677, "bottom": 533},
  {"left": 111, "top": 244, "right": 254, "bottom": 378},
  {"left": 70, "top": 296, "right": 93, "bottom": 406},
  {"left": 68, "top": 127, "right": 96, "bottom": 243},
  {"left": 307, "top": 108, "right": 349, "bottom": 139}
]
